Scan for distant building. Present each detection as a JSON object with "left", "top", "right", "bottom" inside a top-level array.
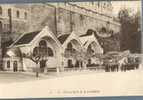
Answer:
[
  {"left": 0, "top": 5, "right": 29, "bottom": 40},
  {"left": 0, "top": 5, "right": 29, "bottom": 67}
]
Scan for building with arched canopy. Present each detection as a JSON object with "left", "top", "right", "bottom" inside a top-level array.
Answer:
[
  {"left": 58, "top": 31, "right": 83, "bottom": 70},
  {"left": 4, "top": 26, "right": 62, "bottom": 72},
  {"left": 3, "top": 26, "right": 103, "bottom": 72}
]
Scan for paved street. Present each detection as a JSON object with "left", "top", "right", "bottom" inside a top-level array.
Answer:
[
  {"left": 0, "top": 69, "right": 143, "bottom": 98},
  {"left": 0, "top": 70, "right": 104, "bottom": 84}
]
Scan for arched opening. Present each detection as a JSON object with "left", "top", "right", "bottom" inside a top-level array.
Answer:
[
  {"left": 8, "top": 8, "right": 12, "bottom": 32},
  {"left": 100, "top": 27, "right": 107, "bottom": 33},
  {"left": 0, "top": 21, "right": 3, "bottom": 32},
  {"left": 33, "top": 38, "right": 57, "bottom": 72},
  {"left": 64, "top": 39, "right": 82, "bottom": 68},
  {"left": 110, "top": 30, "right": 114, "bottom": 35},
  {"left": 86, "top": 41, "right": 103, "bottom": 55},
  {"left": 38, "top": 39, "right": 54, "bottom": 57},
  {"left": 41, "top": 36, "right": 59, "bottom": 54},
  {"left": 87, "top": 44, "right": 94, "bottom": 56},
  {"left": 16, "top": 10, "right": 20, "bottom": 18},
  {"left": 39, "top": 40, "right": 47, "bottom": 48},
  {"left": 48, "top": 47, "right": 54, "bottom": 57},
  {"left": 0, "top": 6, "right": 2, "bottom": 15},
  {"left": 80, "top": 29, "right": 98, "bottom": 37},
  {"left": 24, "top": 12, "right": 27, "bottom": 19},
  {"left": 87, "top": 29, "right": 94, "bottom": 35},
  {"left": 68, "top": 59, "right": 73, "bottom": 68},
  {"left": 86, "top": 59, "right": 92, "bottom": 67},
  {"left": 8, "top": 8, "right": 11, "bottom": 16},
  {"left": 67, "top": 42, "right": 73, "bottom": 50},
  {"left": 64, "top": 39, "right": 81, "bottom": 57},
  {"left": 7, "top": 60, "right": 10, "bottom": 68}
]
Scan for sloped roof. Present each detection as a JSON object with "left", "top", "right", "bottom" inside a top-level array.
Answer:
[
  {"left": 13, "top": 31, "right": 40, "bottom": 45},
  {"left": 58, "top": 34, "right": 70, "bottom": 44},
  {"left": 80, "top": 29, "right": 120, "bottom": 53}
]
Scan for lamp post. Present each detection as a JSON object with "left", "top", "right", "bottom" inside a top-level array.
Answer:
[
  {"left": 33, "top": 55, "right": 40, "bottom": 77},
  {"left": 27, "top": 45, "right": 48, "bottom": 78}
]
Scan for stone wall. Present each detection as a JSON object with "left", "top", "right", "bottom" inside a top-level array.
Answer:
[
  {"left": 1, "top": 3, "right": 121, "bottom": 52},
  {"left": 56, "top": 8, "right": 71, "bottom": 35},
  {"left": 27, "top": 3, "right": 120, "bottom": 36},
  {"left": 29, "top": 4, "right": 56, "bottom": 36}
]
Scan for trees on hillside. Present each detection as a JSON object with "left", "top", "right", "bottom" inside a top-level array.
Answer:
[{"left": 118, "top": 8, "right": 141, "bottom": 53}]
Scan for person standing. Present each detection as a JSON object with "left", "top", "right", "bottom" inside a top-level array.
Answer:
[{"left": 13, "top": 61, "right": 18, "bottom": 72}]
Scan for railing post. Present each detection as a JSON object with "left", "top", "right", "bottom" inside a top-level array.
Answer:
[{"left": 36, "top": 63, "right": 39, "bottom": 78}]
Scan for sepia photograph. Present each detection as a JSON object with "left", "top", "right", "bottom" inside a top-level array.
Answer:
[{"left": 0, "top": 0, "right": 142, "bottom": 98}]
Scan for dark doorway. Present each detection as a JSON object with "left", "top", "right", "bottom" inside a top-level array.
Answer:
[
  {"left": 0, "top": 21, "right": 2, "bottom": 33},
  {"left": 87, "top": 59, "right": 92, "bottom": 67},
  {"left": 68, "top": 59, "right": 73, "bottom": 68},
  {"left": 80, "top": 61, "right": 83, "bottom": 68},
  {"left": 88, "top": 59, "right": 91, "bottom": 65},
  {"left": 7, "top": 60, "right": 10, "bottom": 69},
  {"left": 40, "top": 60, "right": 46, "bottom": 72},
  {"left": 13, "top": 61, "right": 18, "bottom": 72},
  {"left": 75, "top": 60, "right": 80, "bottom": 68}
]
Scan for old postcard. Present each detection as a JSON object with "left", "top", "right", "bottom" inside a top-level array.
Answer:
[{"left": 0, "top": 0, "right": 142, "bottom": 98}]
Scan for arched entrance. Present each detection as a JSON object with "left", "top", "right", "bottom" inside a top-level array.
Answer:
[
  {"left": 64, "top": 39, "right": 82, "bottom": 68},
  {"left": 34, "top": 36, "right": 59, "bottom": 73},
  {"left": 33, "top": 39, "right": 55, "bottom": 72},
  {"left": 87, "top": 44, "right": 95, "bottom": 56},
  {"left": 68, "top": 59, "right": 73, "bottom": 68},
  {"left": 86, "top": 41, "right": 102, "bottom": 56}
]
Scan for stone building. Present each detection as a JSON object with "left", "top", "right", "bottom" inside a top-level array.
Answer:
[
  {"left": 0, "top": 4, "right": 30, "bottom": 68},
  {"left": 0, "top": 2, "right": 121, "bottom": 71},
  {"left": 3, "top": 26, "right": 103, "bottom": 72}
]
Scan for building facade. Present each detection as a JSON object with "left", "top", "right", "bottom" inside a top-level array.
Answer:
[
  {"left": 0, "top": 2, "right": 121, "bottom": 71},
  {"left": 0, "top": 4, "right": 30, "bottom": 68},
  {"left": 3, "top": 26, "right": 103, "bottom": 72}
]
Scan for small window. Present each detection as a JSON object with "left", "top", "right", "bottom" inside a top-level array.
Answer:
[
  {"left": 24, "top": 12, "right": 27, "bottom": 19},
  {"left": 39, "top": 40, "right": 47, "bottom": 47},
  {"left": 67, "top": 43, "right": 73, "bottom": 50},
  {"left": 101, "top": 27, "right": 107, "bottom": 33},
  {"left": 0, "top": 21, "right": 2, "bottom": 32},
  {"left": 0, "top": 6, "right": 2, "bottom": 15},
  {"left": 80, "top": 14, "right": 84, "bottom": 21},
  {"left": 8, "top": 8, "right": 12, "bottom": 17},
  {"left": 4, "top": 24, "right": 6, "bottom": 30},
  {"left": 98, "top": 2, "right": 100, "bottom": 7},
  {"left": 16, "top": 10, "right": 20, "bottom": 18},
  {"left": 104, "top": 3, "right": 106, "bottom": 7},
  {"left": 48, "top": 47, "right": 54, "bottom": 57},
  {"left": 7, "top": 60, "right": 10, "bottom": 68}
]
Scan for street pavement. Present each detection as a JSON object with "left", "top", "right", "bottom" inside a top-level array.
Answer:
[{"left": 0, "top": 69, "right": 143, "bottom": 98}]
